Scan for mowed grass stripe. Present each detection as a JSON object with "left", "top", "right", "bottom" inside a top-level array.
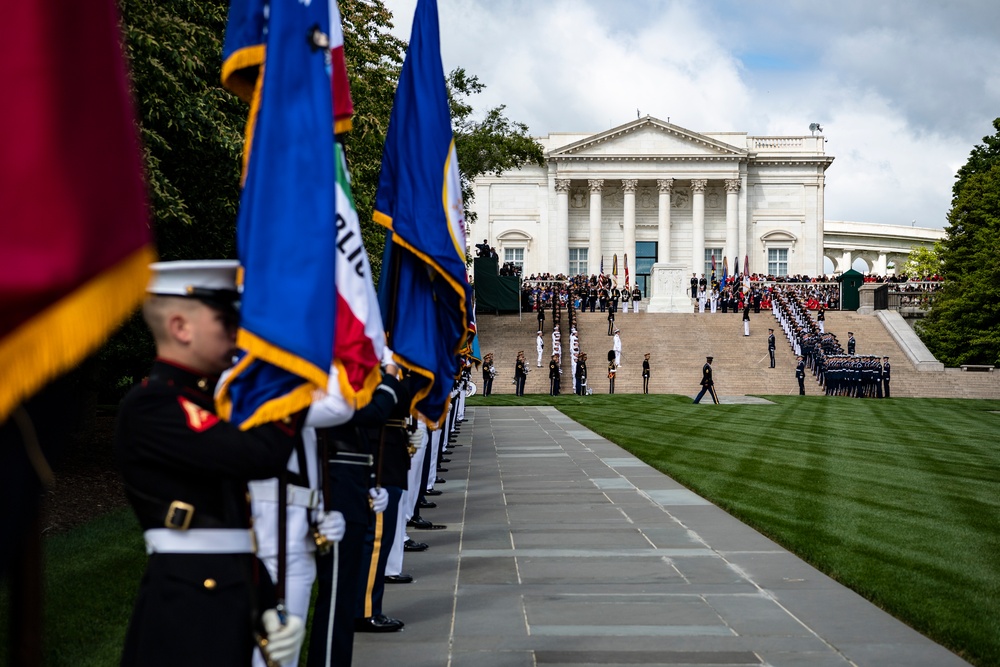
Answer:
[{"left": 470, "top": 394, "right": 1000, "bottom": 666}]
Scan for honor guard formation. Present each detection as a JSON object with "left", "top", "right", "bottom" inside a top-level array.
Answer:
[{"left": 115, "top": 261, "right": 473, "bottom": 667}]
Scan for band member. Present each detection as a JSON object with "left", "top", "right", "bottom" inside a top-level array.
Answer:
[
  {"left": 482, "top": 353, "right": 495, "bottom": 396},
  {"left": 607, "top": 350, "right": 617, "bottom": 394},
  {"left": 548, "top": 354, "right": 561, "bottom": 396},
  {"left": 514, "top": 351, "right": 527, "bottom": 396},
  {"left": 576, "top": 353, "right": 588, "bottom": 395}
]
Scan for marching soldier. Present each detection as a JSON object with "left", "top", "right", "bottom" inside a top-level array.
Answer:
[
  {"left": 115, "top": 260, "right": 307, "bottom": 667},
  {"left": 768, "top": 328, "right": 776, "bottom": 368},
  {"left": 576, "top": 353, "right": 588, "bottom": 395},
  {"left": 847, "top": 332, "right": 856, "bottom": 355},
  {"left": 642, "top": 353, "right": 651, "bottom": 394},
  {"left": 536, "top": 331, "right": 544, "bottom": 368},
  {"left": 607, "top": 305, "right": 615, "bottom": 336},
  {"left": 693, "top": 356, "right": 719, "bottom": 404},
  {"left": 796, "top": 355, "right": 806, "bottom": 395}
]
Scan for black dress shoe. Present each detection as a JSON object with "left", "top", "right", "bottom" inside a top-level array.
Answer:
[
  {"left": 418, "top": 499, "right": 437, "bottom": 509},
  {"left": 407, "top": 516, "right": 434, "bottom": 529},
  {"left": 437, "top": 467, "right": 449, "bottom": 472},
  {"left": 439, "top": 458, "right": 451, "bottom": 463},
  {"left": 383, "top": 574, "right": 413, "bottom": 584},
  {"left": 435, "top": 477, "right": 446, "bottom": 484},
  {"left": 425, "top": 489, "right": 443, "bottom": 496},
  {"left": 355, "top": 614, "right": 405, "bottom": 632},
  {"left": 403, "top": 539, "right": 429, "bottom": 552}
]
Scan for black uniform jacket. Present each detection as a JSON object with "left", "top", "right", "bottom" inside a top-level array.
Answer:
[
  {"left": 114, "top": 359, "right": 301, "bottom": 667},
  {"left": 701, "top": 363, "right": 714, "bottom": 387}
]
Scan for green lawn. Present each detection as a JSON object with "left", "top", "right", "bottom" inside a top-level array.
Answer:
[
  {"left": 471, "top": 393, "right": 1000, "bottom": 666},
  {"left": 3, "top": 395, "right": 998, "bottom": 665}
]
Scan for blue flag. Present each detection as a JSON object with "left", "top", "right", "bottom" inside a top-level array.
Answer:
[
  {"left": 374, "top": 0, "right": 470, "bottom": 427},
  {"left": 216, "top": 0, "right": 338, "bottom": 429}
]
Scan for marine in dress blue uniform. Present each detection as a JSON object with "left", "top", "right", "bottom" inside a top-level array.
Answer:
[{"left": 115, "top": 261, "right": 305, "bottom": 667}]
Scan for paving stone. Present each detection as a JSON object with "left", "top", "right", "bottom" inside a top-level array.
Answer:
[{"left": 353, "top": 406, "right": 971, "bottom": 667}]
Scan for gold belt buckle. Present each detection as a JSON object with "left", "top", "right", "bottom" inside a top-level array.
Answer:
[{"left": 165, "top": 500, "right": 195, "bottom": 530}]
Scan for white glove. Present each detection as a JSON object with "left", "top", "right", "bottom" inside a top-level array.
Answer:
[
  {"left": 369, "top": 487, "right": 389, "bottom": 513},
  {"left": 316, "top": 510, "right": 345, "bottom": 543},
  {"left": 261, "top": 610, "right": 305, "bottom": 666},
  {"left": 408, "top": 427, "right": 425, "bottom": 452}
]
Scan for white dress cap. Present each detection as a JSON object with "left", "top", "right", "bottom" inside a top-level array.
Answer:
[{"left": 147, "top": 260, "right": 241, "bottom": 303}]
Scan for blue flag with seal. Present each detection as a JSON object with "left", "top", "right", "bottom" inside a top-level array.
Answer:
[
  {"left": 216, "top": 0, "right": 337, "bottom": 429},
  {"left": 374, "top": 0, "right": 470, "bottom": 428}
]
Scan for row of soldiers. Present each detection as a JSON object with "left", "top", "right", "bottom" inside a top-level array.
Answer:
[
  {"left": 819, "top": 355, "right": 892, "bottom": 398},
  {"left": 114, "top": 261, "right": 463, "bottom": 667},
  {"left": 772, "top": 284, "right": 891, "bottom": 399}
]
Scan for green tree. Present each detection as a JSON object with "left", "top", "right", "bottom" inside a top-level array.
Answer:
[
  {"left": 119, "top": 0, "right": 246, "bottom": 261},
  {"left": 901, "top": 242, "right": 943, "bottom": 279},
  {"left": 917, "top": 119, "right": 1000, "bottom": 366},
  {"left": 447, "top": 68, "right": 545, "bottom": 226},
  {"left": 98, "top": 0, "right": 247, "bottom": 402},
  {"left": 339, "top": 0, "right": 407, "bottom": 278}
]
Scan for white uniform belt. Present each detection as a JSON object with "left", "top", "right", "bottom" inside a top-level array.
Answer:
[
  {"left": 248, "top": 482, "right": 320, "bottom": 509},
  {"left": 144, "top": 528, "right": 255, "bottom": 555}
]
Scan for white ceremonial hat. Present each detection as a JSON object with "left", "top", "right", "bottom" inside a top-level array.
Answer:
[{"left": 147, "top": 260, "right": 241, "bottom": 309}]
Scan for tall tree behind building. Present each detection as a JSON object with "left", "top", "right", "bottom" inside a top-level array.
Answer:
[{"left": 917, "top": 118, "right": 1000, "bottom": 366}]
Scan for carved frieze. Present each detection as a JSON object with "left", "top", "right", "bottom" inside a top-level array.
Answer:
[{"left": 672, "top": 188, "right": 690, "bottom": 209}]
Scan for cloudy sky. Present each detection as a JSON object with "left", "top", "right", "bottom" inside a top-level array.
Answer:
[{"left": 380, "top": 0, "right": 1000, "bottom": 229}]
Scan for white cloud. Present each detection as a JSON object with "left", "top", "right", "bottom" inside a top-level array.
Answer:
[{"left": 378, "top": 0, "right": 1000, "bottom": 229}]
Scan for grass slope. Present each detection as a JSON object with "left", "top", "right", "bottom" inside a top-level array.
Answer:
[{"left": 471, "top": 393, "right": 1000, "bottom": 666}]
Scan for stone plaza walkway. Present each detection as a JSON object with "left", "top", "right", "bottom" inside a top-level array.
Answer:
[{"left": 353, "top": 406, "right": 969, "bottom": 667}]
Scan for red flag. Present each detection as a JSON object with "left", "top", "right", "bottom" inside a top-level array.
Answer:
[
  {"left": 329, "top": 1, "right": 354, "bottom": 135},
  {"left": 0, "top": 0, "right": 153, "bottom": 422}
]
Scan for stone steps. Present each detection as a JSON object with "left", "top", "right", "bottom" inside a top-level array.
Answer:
[{"left": 476, "top": 308, "right": 1000, "bottom": 399}]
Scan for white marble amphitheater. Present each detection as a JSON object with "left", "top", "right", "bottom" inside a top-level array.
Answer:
[{"left": 469, "top": 116, "right": 944, "bottom": 310}]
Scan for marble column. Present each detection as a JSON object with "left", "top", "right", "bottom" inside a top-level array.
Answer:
[
  {"left": 588, "top": 179, "right": 604, "bottom": 276},
  {"left": 725, "top": 179, "right": 740, "bottom": 268},
  {"left": 691, "top": 179, "right": 707, "bottom": 278},
  {"left": 554, "top": 178, "right": 571, "bottom": 275},
  {"left": 622, "top": 179, "right": 637, "bottom": 277},
  {"left": 657, "top": 179, "right": 673, "bottom": 263}
]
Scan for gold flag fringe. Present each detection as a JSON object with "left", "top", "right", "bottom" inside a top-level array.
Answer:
[{"left": 0, "top": 245, "right": 156, "bottom": 424}]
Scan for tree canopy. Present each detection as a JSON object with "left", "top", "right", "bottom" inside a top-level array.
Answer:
[
  {"left": 901, "top": 242, "right": 943, "bottom": 279},
  {"left": 100, "top": 0, "right": 544, "bottom": 399},
  {"left": 917, "top": 118, "right": 1000, "bottom": 366}
]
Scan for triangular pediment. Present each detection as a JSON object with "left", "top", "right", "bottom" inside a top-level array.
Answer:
[{"left": 547, "top": 117, "right": 746, "bottom": 161}]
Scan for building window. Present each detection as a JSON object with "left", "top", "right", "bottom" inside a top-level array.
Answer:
[
  {"left": 569, "top": 248, "right": 588, "bottom": 276},
  {"left": 768, "top": 248, "right": 788, "bottom": 276},
  {"left": 704, "top": 248, "right": 723, "bottom": 278},
  {"left": 504, "top": 247, "right": 525, "bottom": 272}
]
